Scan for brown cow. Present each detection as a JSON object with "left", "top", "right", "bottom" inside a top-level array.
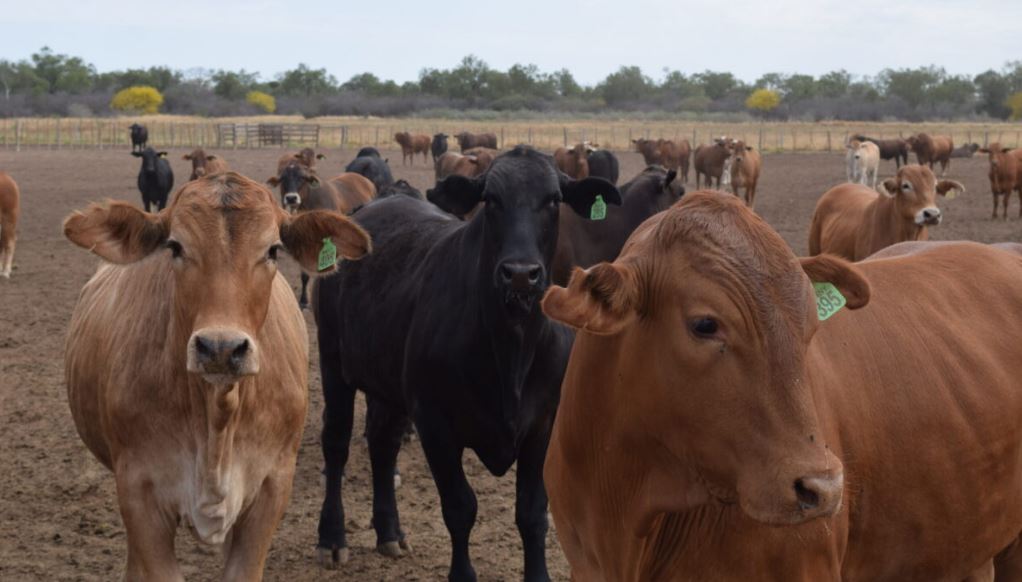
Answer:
[
  {"left": 453, "top": 131, "right": 498, "bottom": 151},
  {"left": 0, "top": 172, "right": 18, "bottom": 278},
  {"left": 693, "top": 138, "right": 732, "bottom": 190},
  {"left": 462, "top": 147, "right": 497, "bottom": 173},
  {"left": 435, "top": 151, "right": 485, "bottom": 180},
  {"left": 394, "top": 132, "right": 431, "bottom": 165},
  {"left": 906, "top": 133, "right": 954, "bottom": 175},
  {"left": 63, "top": 173, "right": 370, "bottom": 581},
  {"left": 808, "top": 165, "right": 964, "bottom": 261},
  {"left": 276, "top": 148, "right": 325, "bottom": 176},
  {"left": 631, "top": 138, "right": 663, "bottom": 165},
  {"left": 554, "top": 142, "right": 594, "bottom": 179},
  {"left": 542, "top": 191, "right": 1022, "bottom": 581},
  {"left": 658, "top": 139, "right": 691, "bottom": 183},
  {"left": 183, "top": 148, "right": 229, "bottom": 181},
  {"left": 728, "top": 140, "right": 761, "bottom": 207},
  {"left": 978, "top": 144, "right": 1022, "bottom": 219}
]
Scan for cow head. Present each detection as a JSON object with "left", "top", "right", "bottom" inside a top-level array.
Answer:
[
  {"left": 63, "top": 173, "right": 370, "bottom": 385},
  {"left": 183, "top": 149, "right": 218, "bottom": 178},
  {"left": 880, "top": 165, "right": 964, "bottom": 226},
  {"left": 295, "top": 148, "right": 324, "bottom": 167},
  {"left": 543, "top": 191, "right": 870, "bottom": 527},
  {"left": 132, "top": 147, "right": 167, "bottom": 173},
  {"left": 732, "top": 140, "right": 753, "bottom": 163},
  {"left": 979, "top": 143, "right": 1012, "bottom": 166},
  {"left": 267, "top": 161, "right": 320, "bottom": 212},
  {"left": 427, "top": 146, "right": 620, "bottom": 316}
]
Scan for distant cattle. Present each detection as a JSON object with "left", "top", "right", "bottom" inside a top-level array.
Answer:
[
  {"left": 435, "top": 151, "right": 485, "bottom": 181},
  {"left": 183, "top": 148, "right": 229, "bottom": 181},
  {"left": 312, "top": 146, "right": 619, "bottom": 578},
  {"left": 631, "top": 138, "right": 663, "bottom": 165},
  {"left": 809, "top": 164, "right": 964, "bottom": 260},
  {"left": 852, "top": 135, "right": 910, "bottom": 168},
  {"left": 586, "top": 149, "right": 620, "bottom": 185},
  {"left": 394, "top": 132, "right": 431, "bottom": 165},
  {"left": 542, "top": 191, "right": 1022, "bottom": 581},
  {"left": 693, "top": 138, "right": 732, "bottom": 190},
  {"left": 950, "top": 142, "right": 981, "bottom": 158},
  {"left": 453, "top": 131, "right": 498, "bottom": 151},
  {"left": 431, "top": 133, "right": 449, "bottom": 163},
  {"left": 906, "top": 133, "right": 954, "bottom": 175},
  {"left": 345, "top": 149, "right": 394, "bottom": 193},
  {"left": 978, "top": 144, "right": 1022, "bottom": 219},
  {"left": 658, "top": 139, "right": 691, "bottom": 182},
  {"left": 729, "top": 140, "right": 762, "bottom": 207},
  {"left": 63, "top": 173, "right": 370, "bottom": 581},
  {"left": 845, "top": 139, "right": 880, "bottom": 188},
  {"left": 129, "top": 123, "right": 147, "bottom": 153},
  {"left": 132, "top": 147, "right": 174, "bottom": 212},
  {"left": 551, "top": 165, "right": 684, "bottom": 285},
  {"left": 0, "top": 172, "right": 18, "bottom": 278},
  {"left": 554, "top": 142, "right": 594, "bottom": 179}
]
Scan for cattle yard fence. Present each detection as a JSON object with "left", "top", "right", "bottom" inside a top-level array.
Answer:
[{"left": 1, "top": 117, "right": 1020, "bottom": 154}]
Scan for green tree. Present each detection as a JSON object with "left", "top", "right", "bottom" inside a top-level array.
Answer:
[
  {"left": 552, "top": 69, "right": 581, "bottom": 97},
  {"left": 661, "top": 70, "right": 702, "bottom": 99},
  {"left": 975, "top": 69, "right": 1012, "bottom": 118},
  {"left": 30, "top": 46, "right": 95, "bottom": 94},
  {"left": 212, "top": 69, "right": 259, "bottom": 100},
  {"left": 817, "top": 70, "right": 851, "bottom": 98},
  {"left": 692, "top": 71, "right": 740, "bottom": 100},
  {"left": 879, "top": 66, "right": 943, "bottom": 108},
  {"left": 275, "top": 64, "right": 337, "bottom": 97},
  {"left": 599, "top": 66, "right": 653, "bottom": 107},
  {"left": 1007, "top": 92, "right": 1022, "bottom": 121},
  {"left": 782, "top": 74, "right": 817, "bottom": 103}
]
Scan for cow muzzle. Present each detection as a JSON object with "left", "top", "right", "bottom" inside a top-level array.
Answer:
[
  {"left": 737, "top": 452, "right": 844, "bottom": 526},
  {"left": 284, "top": 192, "right": 301, "bottom": 212},
  {"left": 496, "top": 261, "right": 544, "bottom": 313},
  {"left": 187, "top": 328, "right": 259, "bottom": 384},
  {"left": 916, "top": 207, "right": 942, "bottom": 226}
]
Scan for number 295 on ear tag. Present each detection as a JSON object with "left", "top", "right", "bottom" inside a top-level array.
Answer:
[{"left": 813, "top": 282, "right": 846, "bottom": 321}]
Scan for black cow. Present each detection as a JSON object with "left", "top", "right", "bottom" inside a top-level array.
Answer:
[
  {"left": 431, "top": 133, "right": 449, "bottom": 163},
  {"left": 131, "top": 147, "right": 173, "bottom": 212},
  {"left": 345, "top": 151, "right": 394, "bottom": 193},
  {"left": 586, "top": 149, "right": 620, "bottom": 185},
  {"left": 129, "top": 123, "right": 148, "bottom": 153},
  {"left": 355, "top": 146, "right": 381, "bottom": 158},
  {"left": 852, "top": 134, "right": 909, "bottom": 168},
  {"left": 313, "top": 146, "right": 620, "bottom": 580},
  {"left": 378, "top": 179, "right": 423, "bottom": 199}
]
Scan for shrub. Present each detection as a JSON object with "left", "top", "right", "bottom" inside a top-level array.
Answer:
[
  {"left": 1008, "top": 92, "right": 1022, "bottom": 121},
  {"left": 745, "top": 88, "right": 781, "bottom": 113},
  {"left": 246, "top": 90, "right": 276, "bottom": 113},
  {"left": 110, "top": 85, "right": 163, "bottom": 114}
]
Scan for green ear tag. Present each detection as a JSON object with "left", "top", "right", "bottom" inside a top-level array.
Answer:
[
  {"left": 590, "top": 195, "right": 607, "bottom": 221},
  {"left": 813, "top": 282, "right": 847, "bottom": 321},
  {"left": 317, "top": 238, "right": 337, "bottom": 272}
]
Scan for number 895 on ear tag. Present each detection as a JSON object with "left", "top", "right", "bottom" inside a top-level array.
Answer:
[{"left": 813, "top": 282, "right": 846, "bottom": 321}]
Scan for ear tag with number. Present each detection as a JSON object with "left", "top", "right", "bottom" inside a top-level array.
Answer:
[
  {"left": 318, "top": 238, "right": 337, "bottom": 272},
  {"left": 813, "top": 282, "right": 846, "bottom": 321},
  {"left": 590, "top": 195, "right": 607, "bottom": 221}
]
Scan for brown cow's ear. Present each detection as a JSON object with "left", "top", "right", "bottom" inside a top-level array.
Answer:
[
  {"left": 63, "top": 201, "right": 168, "bottom": 264},
  {"left": 182, "top": 154, "right": 192, "bottom": 160},
  {"left": 266, "top": 176, "right": 280, "bottom": 186},
  {"left": 880, "top": 178, "right": 898, "bottom": 196},
  {"left": 542, "top": 263, "right": 638, "bottom": 334},
  {"left": 206, "top": 155, "right": 217, "bottom": 161},
  {"left": 978, "top": 147, "right": 990, "bottom": 153},
  {"left": 280, "top": 210, "right": 371, "bottom": 275},
  {"left": 799, "top": 254, "right": 870, "bottom": 310},
  {"left": 307, "top": 175, "right": 321, "bottom": 187},
  {"left": 937, "top": 180, "right": 965, "bottom": 199},
  {"left": 316, "top": 153, "right": 326, "bottom": 160}
]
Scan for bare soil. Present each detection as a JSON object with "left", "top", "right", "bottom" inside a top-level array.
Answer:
[{"left": 0, "top": 147, "right": 1014, "bottom": 581}]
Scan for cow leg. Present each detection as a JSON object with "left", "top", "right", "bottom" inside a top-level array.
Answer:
[
  {"left": 222, "top": 475, "right": 293, "bottom": 582},
  {"left": 116, "top": 470, "right": 183, "bottom": 582},
  {"left": 0, "top": 214, "right": 14, "bottom": 278},
  {"left": 366, "top": 400, "right": 410, "bottom": 557},
  {"left": 516, "top": 427, "right": 552, "bottom": 582},
  {"left": 317, "top": 353, "right": 356, "bottom": 569},
  {"left": 299, "top": 272, "right": 310, "bottom": 309},
  {"left": 417, "top": 421, "right": 478, "bottom": 581},
  {"left": 994, "top": 533, "right": 1022, "bottom": 580}
]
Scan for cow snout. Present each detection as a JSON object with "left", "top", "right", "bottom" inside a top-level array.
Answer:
[
  {"left": 917, "top": 207, "right": 942, "bottom": 226},
  {"left": 793, "top": 469, "right": 843, "bottom": 519},
  {"left": 498, "top": 262, "right": 543, "bottom": 292},
  {"left": 284, "top": 193, "right": 301, "bottom": 208},
  {"left": 187, "top": 328, "right": 259, "bottom": 383}
]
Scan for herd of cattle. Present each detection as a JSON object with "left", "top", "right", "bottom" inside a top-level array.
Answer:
[{"left": 3, "top": 121, "right": 1022, "bottom": 581}]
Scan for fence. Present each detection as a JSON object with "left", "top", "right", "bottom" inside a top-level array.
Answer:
[{"left": 2, "top": 117, "right": 1021, "bottom": 153}]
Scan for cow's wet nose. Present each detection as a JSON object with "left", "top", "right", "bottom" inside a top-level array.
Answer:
[
  {"left": 794, "top": 469, "right": 843, "bottom": 518},
  {"left": 188, "top": 329, "right": 259, "bottom": 381},
  {"left": 498, "top": 262, "right": 543, "bottom": 291},
  {"left": 922, "top": 207, "right": 942, "bottom": 224},
  {"left": 284, "top": 193, "right": 301, "bottom": 206}
]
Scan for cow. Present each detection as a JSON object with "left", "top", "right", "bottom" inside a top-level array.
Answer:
[
  {"left": 268, "top": 161, "right": 376, "bottom": 308},
  {"left": 726, "top": 139, "right": 762, "bottom": 207},
  {"left": 129, "top": 123, "right": 147, "bottom": 153},
  {"left": 0, "top": 172, "right": 18, "bottom": 278},
  {"left": 554, "top": 142, "right": 594, "bottom": 179},
  {"left": 132, "top": 147, "right": 174, "bottom": 212},
  {"left": 394, "top": 132, "right": 431, "bottom": 165},
  {"left": 431, "top": 133, "right": 449, "bottom": 163},
  {"left": 978, "top": 144, "right": 1022, "bottom": 219},
  {"left": 435, "top": 151, "right": 485, "bottom": 181},
  {"left": 63, "top": 173, "right": 370, "bottom": 582},
  {"left": 906, "top": 133, "right": 954, "bottom": 175},
  {"left": 541, "top": 190, "right": 1022, "bottom": 581},
  {"left": 311, "top": 146, "right": 620, "bottom": 580},
  {"left": 378, "top": 179, "right": 423, "bottom": 200},
  {"left": 808, "top": 164, "right": 964, "bottom": 261},
  {"left": 693, "top": 138, "right": 732, "bottom": 190},
  {"left": 551, "top": 165, "right": 684, "bottom": 285},
  {"left": 950, "top": 142, "right": 981, "bottom": 158},
  {"left": 845, "top": 139, "right": 880, "bottom": 188},
  {"left": 183, "top": 148, "right": 229, "bottom": 181},
  {"left": 658, "top": 139, "right": 691, "bottom": 183},
  {"left": 453, "top": 131, "right": 498, "bottom": 151},
  {"left": 631, "top": 138, "right": 663, "bottom": 165},
  {"left": 345, "top": 149, "right": 394, "bottom": 193},
  {"left": 586, "top": 149, "right": 620, "bottom": 185},
  {"left": 851, "top": 135, "right": 909, "bottom": 168}
]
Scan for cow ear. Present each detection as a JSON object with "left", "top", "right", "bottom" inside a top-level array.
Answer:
[
  {"left": 561, "top": 176, "right": 621, "bottom": 218},
  {"left": 316, "top": 153, "right": 326, "bottom": 160},
  {"left": 182, "top": 154, "right": 192, "bottom": 160},
  {"left": 307, "top": 175, "right": 321, "bottom": 187},
  {"left": 427, "top": 174, "right": 485, "bottom": 216},
  {"left": 1002, "top": 148, "right": 1012, "bottom": 154},
  {"left": 542, "top": 263, "right": 638, "bottom": 334},
  {"left": 880, "top": 178, "right": 898, "bottom": 196},
  {"left": 663, "top": 169, "right": 678, "bottom": 189},
  {"left": 206, "top": 155, "right": 217, "bottom": 161},
  {"left": 280, "top": 210, "right": 371, "bottom": 275},
  {"left": 799, "top": 254, "right": 870, "bottom": 310},
  {"left": 266, "top": 176, "right": 280, "bottom": 186},
  {"left": 63, "top": 201, "right": 168, "bottom": 264},
  {"left": 979, "top": 148, "right": 990, "bottom": 153},
  {"left": 157, "top": 151, "right": 168, "bottom": 158},
  {"left": 937, "top": 180, "right": 965, "bottom": 199},
  {"left": 746, "top": 146, "right": 754, "bottom": 151},
  {"left": 132, "top": 151, "right": 142, "bottom": 157}
]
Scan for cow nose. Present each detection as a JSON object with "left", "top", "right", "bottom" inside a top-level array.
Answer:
[
  {"left": 284, "top": 193, "right": 300, "bottom": 206},
  {"left": 498, "top": 262, "right": 543, "bottom": 291},
  {"left": 922, "top": 208, "right": 941, "bottom": 224},
  {"left": 794, "top": 469, "right": 843, "bottom": 518},
  {"left": 188, "top": 329, "right": 259, "bottom": 381}
]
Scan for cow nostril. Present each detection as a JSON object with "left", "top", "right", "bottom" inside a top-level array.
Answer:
[
  {"left": 499, "top": 264, "right": 514, "bottom": 283},
  {"left": 527, "top": 267, "right": 541, "bottom": 285},
  {"left": 231, "top": 339, "right": 250, "bottom": 361},
  {"left": 794, "top": 479, "right": 820, "bottom": 511},
  {"left": 195, "top": 336, "right": 215, "bottom": 360}
]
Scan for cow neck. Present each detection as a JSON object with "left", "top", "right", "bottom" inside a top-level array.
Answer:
[{"left": 871, "top": 194, "right": 926, "bottom": 247}]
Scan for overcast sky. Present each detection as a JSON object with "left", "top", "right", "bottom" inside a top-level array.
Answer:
[{"left": 1, "top": 0, "right": 1017, "bottom": 85}]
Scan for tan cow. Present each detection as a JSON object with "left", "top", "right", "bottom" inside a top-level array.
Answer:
[
  {"left": 435, "top": 151, "right": 484, "bottom": 180},
  {"left": 808, "top": 164, "right": 964, "bottom": 261},
  {"left": 728, "top": 140, "right": 761, "bottom": 207},
  {"left": 846, "top": 139, "right": 880, "bottom": 188},
  {"left": 554, "top": 142, "right": 594, "bottom": 179},
  {"left": 658, "top": 139, "right": 691, "bottom": 183},
  {"left": 63, "top": 173, "right": 370, "bottom": 581},
  {"left": 631, "top": 138, "right": 663, "bottom": 165},
  {"left": 542, "top": 190, "right": 1022, "bottom": 580},
  {"left": 978, "top": 143, "right": 1022, "bottom": 219},
  {"left": 183, "top": 148, "right": 229, "bottom": 181},
  {"left": 0, "top": 172, "right": 18, "bottom": 278},
  {"left": 394, "top": 132, "right": 431, "bottom": 165}
]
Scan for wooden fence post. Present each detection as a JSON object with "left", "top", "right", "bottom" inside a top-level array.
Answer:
[
  {"left": 758, "top": 128, "right": 764, "bottom": 151},
  {"left": 15, "top": 119, "right": 21, "bottom": 152},
  {"left": 563, "top": 127, "right": 568, "bottom": 147}
]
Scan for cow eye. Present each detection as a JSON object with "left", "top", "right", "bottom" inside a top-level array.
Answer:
[
  {"left": 902, "top": 182, "right": 911, "bottom": 190},
  {"left": 166, "top": 240, "right": 183, "bottom": 259},
  {"left": 267, "top": 244, "right": 283, "bottom": 262},
  {"left": 690, "top": 317, "right": 719, "bottom": 338}
]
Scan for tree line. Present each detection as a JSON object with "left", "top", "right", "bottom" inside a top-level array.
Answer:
[{"left": 1, "top": 47, "right": 1021, "bottom": 121}]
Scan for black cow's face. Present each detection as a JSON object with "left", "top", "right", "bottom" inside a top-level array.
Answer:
[
  {"left": 268, "top": 162, "right": 319, "bottom": 212},
  {"left": 132, "top": 147, "right": 165, "bottom": 173}
]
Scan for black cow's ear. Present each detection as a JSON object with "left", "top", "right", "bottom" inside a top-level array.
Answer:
[
  {"left": 157, "top": 151, "right": 168, "bottom": 158},
  {"left": 427, "top": 174, "right": 484, "bottom": 216},
  {"left": 664, "top": 169, "right": 677, "bottom": 189},
  {"left": 560, "top": 175, "right": 621, "bottom": 219}
]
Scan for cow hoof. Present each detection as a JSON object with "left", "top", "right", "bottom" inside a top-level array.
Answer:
[
  {"left": 317, "top": 546, "right": 349, "bottom": 569},
  {"left": 377, "top": 539, "right": 410, "bottom": 558}
]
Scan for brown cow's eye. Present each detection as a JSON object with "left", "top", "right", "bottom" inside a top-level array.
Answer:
[
  {"left": 690, "top": 317, "right": 719, "bottom": 338},
  {"left": 166, "top": 240, "right": 183, "bottom": 259},
  {"left": 267, "top": 244, "right": 282, "bottom": 262}
]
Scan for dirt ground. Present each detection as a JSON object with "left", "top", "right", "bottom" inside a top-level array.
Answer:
[{"left": 0, "top": 145, "right": 1017, "bottom": 581}]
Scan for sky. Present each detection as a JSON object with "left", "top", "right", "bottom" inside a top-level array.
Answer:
[{"left": 1, "top": 0, "right": 1018, "bottom": 86}]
